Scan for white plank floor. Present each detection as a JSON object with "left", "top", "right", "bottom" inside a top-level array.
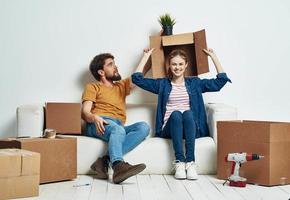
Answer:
[{"left": 14, "top": 175, "right": 290, "bottom": 200}]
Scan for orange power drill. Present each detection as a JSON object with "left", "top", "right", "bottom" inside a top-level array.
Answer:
[{"left": 224, "top": 152, "right": 264, "bottom": 187}]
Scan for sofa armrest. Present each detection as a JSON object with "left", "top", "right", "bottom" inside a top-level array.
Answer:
[
  {"left": 205, "top": 103, "right": 237, "bottom": 143},
  {"left": 17, "top": 105, "right": 44, "bottom": 137}
]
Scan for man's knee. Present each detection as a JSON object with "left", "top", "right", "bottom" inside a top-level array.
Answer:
[
  {"left": 110, "top": 125, "right": 126, "bottom": 137},
  {"left": 170, "top": 111, "right": 183, "bottom": 122},
  {"left": 136, "top": 122, "right": 150, "bottom": 138}
]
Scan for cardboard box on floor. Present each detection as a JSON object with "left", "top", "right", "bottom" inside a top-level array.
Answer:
[
  {"left": 149, "top": 29, "right": 209, "bottom": 78},
  {"left": 0, "top": 149, "right": 40, "bottom": 199},
  {"left": 45, "top": 102, "right": 81, "bottom": 135},
  {"left": 217, "top": 120, "right": 290, "bottom": 186},
  {"left": 0, "top": 137, "right": 77, "bottom": 184}
]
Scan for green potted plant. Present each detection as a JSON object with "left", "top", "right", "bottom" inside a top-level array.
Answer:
[{"left": 158, "top": 13, "right": 176, "bottom": 35}]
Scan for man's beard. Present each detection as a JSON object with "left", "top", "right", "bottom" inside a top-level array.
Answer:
[{"left": 107, "top": 73, "right": 122, "bottom": 81}]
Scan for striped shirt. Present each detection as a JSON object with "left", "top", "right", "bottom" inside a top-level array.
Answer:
[{"left": 163, "top": 82, "right": 190, "bottom": 129}]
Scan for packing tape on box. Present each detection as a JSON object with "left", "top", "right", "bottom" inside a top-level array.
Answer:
[{"left": 43, "top": 129, "right": 57, "bottom": 139}]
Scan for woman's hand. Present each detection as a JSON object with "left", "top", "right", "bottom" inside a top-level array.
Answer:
[
  {"left": 143, "top": 48, "right": 154, "bottom": 57},
  {"left": 203, "top": 48, "right": 224, "bottom": 73},
  {"left": 134, "top": 48, "right": 154, "bottom": 75},
  {"left": 203, "top": 48, "right": 217, "bottom": 59},
  {"left": 142, "top": 48, "right": 154, "bottom": 74}
]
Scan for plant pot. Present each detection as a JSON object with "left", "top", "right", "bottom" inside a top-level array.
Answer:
[{"left": 163, "top": 25, "right": 173, "bottom": 35}]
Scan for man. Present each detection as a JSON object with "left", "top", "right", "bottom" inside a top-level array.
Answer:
[{"left": 82, "top": 51, "right": 152, "bottom": 184}]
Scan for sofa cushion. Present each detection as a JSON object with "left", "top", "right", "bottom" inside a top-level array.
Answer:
[
  {"left": 61, "top": 135, "right": 216, "bottom": 175},
  {"left": 125, "top": 103, "right": 156, "bottom": 137}
]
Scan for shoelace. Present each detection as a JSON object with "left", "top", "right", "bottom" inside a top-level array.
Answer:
[
  {"left": 171, "top": 160, "right": 184, "bottom": 172},
  {"left": 171, "top": 160, "right": 199, "bottom": 172},
  {"left": 185, "top": 161, "right": 196, "bottom": 170}
]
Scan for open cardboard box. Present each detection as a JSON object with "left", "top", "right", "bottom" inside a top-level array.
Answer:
[{"left": 150, "top": 29, "right": 209, "bottom": 78}]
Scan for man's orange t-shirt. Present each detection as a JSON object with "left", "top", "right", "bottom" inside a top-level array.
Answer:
[{"left": 82, "top": 78, "right": 131, "bottom": 125}]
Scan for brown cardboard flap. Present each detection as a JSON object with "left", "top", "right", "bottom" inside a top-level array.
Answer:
[
  {"left": 150, "top": 35, "right": 166, "bottom": 78},
  {"left": 194, "top": 29, "right": 209, "bottom": 74},
  {"left": 162, "top": 33, "right": 194, "bottom": 46}
]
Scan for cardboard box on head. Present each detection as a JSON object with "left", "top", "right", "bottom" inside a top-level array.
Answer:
[{"left": 150, "top": 29, "right": 209, "bottom": 78}]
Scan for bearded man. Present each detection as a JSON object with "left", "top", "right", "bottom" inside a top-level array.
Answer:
[{"left": 82, "top": 53, "right": 150, "bottom": 184}]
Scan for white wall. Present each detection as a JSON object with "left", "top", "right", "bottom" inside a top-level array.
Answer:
[{"left": 1, "top": 0, "right": 290, "bottom": 138}]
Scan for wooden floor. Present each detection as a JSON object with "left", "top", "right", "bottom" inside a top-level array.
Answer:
[{"left": 15, "top": 175, "right": 290, "bottom": 200}]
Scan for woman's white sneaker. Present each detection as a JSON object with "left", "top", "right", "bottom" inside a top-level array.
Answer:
[
  {"left": 174, "top": 161, "right": 186, "bottom": 179},
  {"left": 186, "top": 161, "right": 198, "bottom": 180}
]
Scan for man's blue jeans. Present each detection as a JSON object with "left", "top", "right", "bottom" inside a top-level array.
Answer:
[
  {"left": 85, "top": 116, "right": 150, "bottom": 163},
  {"left": 161, "top": 110, "right": 197, "bottom": 162}
]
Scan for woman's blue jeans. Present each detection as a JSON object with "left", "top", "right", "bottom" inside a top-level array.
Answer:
[{"left": 161, "top": 110, "right": 197, "bottom": 162}]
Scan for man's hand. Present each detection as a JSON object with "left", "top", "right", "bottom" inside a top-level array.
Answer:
[
  {"left": 82, "top": 101, "right": 109, "bottom": 135},
  {"left": 93, "top": 115, "right": 109, "bottom": 135}
]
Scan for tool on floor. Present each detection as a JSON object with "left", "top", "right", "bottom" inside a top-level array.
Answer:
[
  {"left": 223, "top": 152, "right": 264, "bottom": 187},
  {"left": 73, "top": 183, "right": 91, "bottom": 187}
]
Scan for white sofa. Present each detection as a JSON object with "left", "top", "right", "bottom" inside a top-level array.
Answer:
[{"left": 16, "top": 103, "right": 237, "bottom": 175}]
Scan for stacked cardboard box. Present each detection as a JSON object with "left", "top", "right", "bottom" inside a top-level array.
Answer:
[
  {"left": 0, "top": 149, "right": 40, "bottom": 199},
  {"left": 45, "top": 102, "right": 81, "bottom": 134},
  {"left": 217, "top": 120, "right": 290, "bottom": 186},
  {"left": 0, "top": 137, "right": 77, "bottom": 184},
  {"left": 150, "top": 29, "right": 209, "bottom": 78}
]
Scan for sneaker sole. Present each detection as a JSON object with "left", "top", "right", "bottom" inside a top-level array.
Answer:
[
  {"left": 90, "top": 165, "right": 108, "bottom": 180},
  {"left": 174, "top": 176, "right": 186, "bottom": 180},
  {"left": 113, "top": 165, "right": 146, "bottom": 184},
  {"left": 187, "top": 176, "right": 198, "bottom": 180}
]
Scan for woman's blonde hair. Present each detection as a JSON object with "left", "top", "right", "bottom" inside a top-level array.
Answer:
[{"left": 166, "top": 49, "right": 188, "bottom": 79}]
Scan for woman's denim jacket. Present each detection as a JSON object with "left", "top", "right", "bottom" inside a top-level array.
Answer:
[{"left": 131, "top": 72, "right": 231, "bottom": 137}]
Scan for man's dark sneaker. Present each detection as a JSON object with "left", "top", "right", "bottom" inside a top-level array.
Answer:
[
  {"left": 90, "top": 156, "right": 109, "bottom": 179},
  {"left": 112, "top": 161, "right": 146, "bottom": 184}
]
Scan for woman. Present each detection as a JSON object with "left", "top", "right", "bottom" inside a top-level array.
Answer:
[{"left": 132, "top": 48, "right": 231, "bottom": 180}]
